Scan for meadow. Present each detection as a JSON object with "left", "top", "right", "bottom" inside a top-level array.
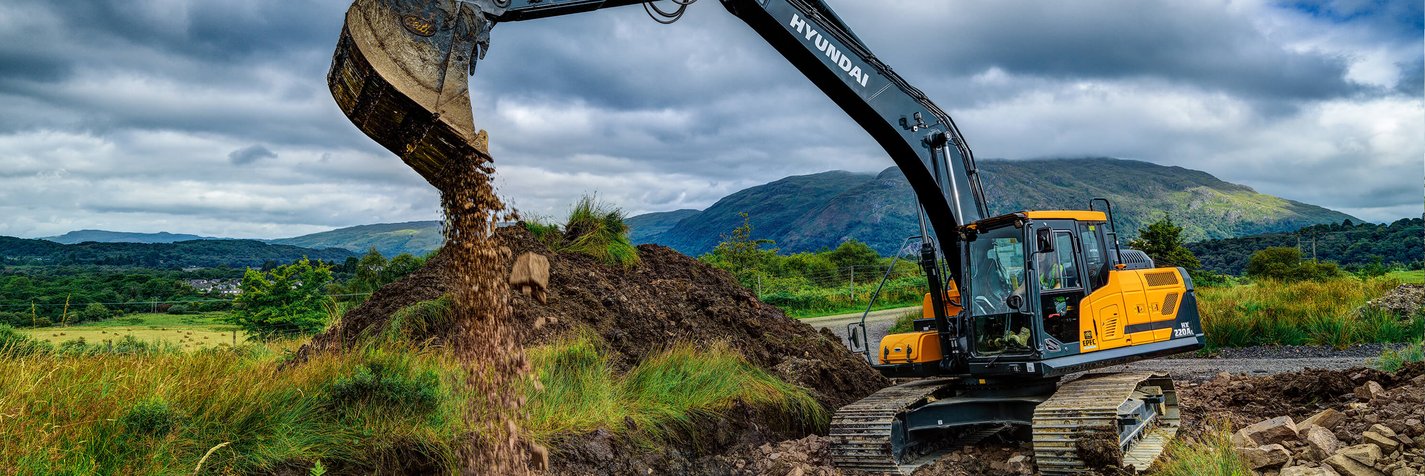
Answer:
[
  {"left": 0, "top": 325, "right": 821, "bottom": 474},
  {"left": 19, "top": 312, "right": 245, "bottom": 351}
]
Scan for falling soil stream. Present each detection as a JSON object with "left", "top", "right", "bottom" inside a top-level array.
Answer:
[{"left": 436, "top": 152, "right": 541, "bottom": 474}]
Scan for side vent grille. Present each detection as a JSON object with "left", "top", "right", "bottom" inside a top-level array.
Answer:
[
  {"left": 1103, "top": 318, "right": 1119, "bottom": 338},
  {"left": 1162, "top": 292, "right": 1179, "bottom": 316},
  {"left": 1144, "top": 271, "right": 1179, "bottom": 287}
]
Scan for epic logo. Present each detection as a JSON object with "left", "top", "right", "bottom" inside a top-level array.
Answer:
[{"left": 788, "top": 14, "right": 871, "bottom": 88}]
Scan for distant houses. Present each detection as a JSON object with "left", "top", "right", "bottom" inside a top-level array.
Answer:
[{"left": 185, "top": 279, "right": 241, "bottom": 295}]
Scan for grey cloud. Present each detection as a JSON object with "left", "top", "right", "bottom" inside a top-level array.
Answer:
[
  {"left": 228, "top": 144, "right": 278, "bottom": 165},
  {"left": 0, "top": 0, "right": 1419, "bottom": 238}
]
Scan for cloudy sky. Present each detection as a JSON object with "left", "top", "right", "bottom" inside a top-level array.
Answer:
[{"left": 0, "top": 0, "right": 1420, "bottom": 239}]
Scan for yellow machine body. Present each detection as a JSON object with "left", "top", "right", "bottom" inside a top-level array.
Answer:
[{"left": 1077, "top": 267, "right": 1188, "bottom": 352}]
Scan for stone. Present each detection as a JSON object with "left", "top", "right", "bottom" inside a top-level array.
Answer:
[
  {"left": 1371, "top": 425, "right": 1398, "bottom": 438},
  {"left": 1325, "top": 454, "right": 1386, "bottom": 476},
  {"left": 1304, "top": 425, "right": 1342, "bottom": 461},
  {"left": 1355, "top": 381, "right": 1385, "bottom": 401},
  {"left": 785, "top": 467, "right": 804, "bottom": 476},
  {"left": 1281, "top": 466, "right": 1340, "bottom": 476},
  {"left": 1390, "top": 469, "right": 1413, "bottom": 476},
  {"left": 1338, "top": 444, "right": 1384, "bottom": 467},
  {"left": 1239, "top": 444, "right": 1293, "bottom": 469},
  {"left": 1236, "top": 428, "right": 1264, "bottom": 448},
  {"left": 1364, "top": 431, "right": 1401, "bottom": 453},
  {"left": 1397, "top": 435, "right": 1415, "bottom": 447},
  {"left": 1007, "top": 454, "right": 1030, "bottom": 473},
  {"left": 1244, "top": 417, "right": 1303, "bottom": 446},
  {"left": 509, "top": 252, "right": 550, "bottom": 304},
  {"left": 1303, "top": 409, "right": 1348, "bottom": 430}
]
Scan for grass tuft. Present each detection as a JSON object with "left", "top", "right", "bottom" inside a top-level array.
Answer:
[
  {"left": 1152, "top": 421, "right": 1250, "bottom": 476},
  {"left": 525, "top": 333, "right": 827, "bottom": 443},
  {"left": 1374, "top": 340, "right": 1425, "bottom": 372},
  {"left": 563, "top": 196, "right": 640, "bottom": 268}
]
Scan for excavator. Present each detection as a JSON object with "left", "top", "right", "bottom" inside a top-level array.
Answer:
[{"left": 327, "top": 0, "right": 1207, "bottom": 473}]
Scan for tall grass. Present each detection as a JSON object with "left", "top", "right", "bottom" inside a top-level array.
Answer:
[
  {"left": 0, "top": 344, "right": 471, "bottom": 474},
  {"left": 524, "top": 333, "right": 827, "bottom": 443},
  {"left": 0, "top": 326, "right": 825, "bottom": 473},
  {"left": 1197, "top": 276, "right": 1421, "bottom": 349},
  {"left": 521, "top": 196, "right": 640, "bottom": 268},
  {"left": 1374, "top": 339, "right": 1425, "bottom": 372},
  {"left": 1152, "top": 421, "right": 1250, "bottom": 476}
]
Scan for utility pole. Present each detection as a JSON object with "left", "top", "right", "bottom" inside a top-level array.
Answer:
[{"left": 849, "top": 266, "right": 855, "bottom": 302}]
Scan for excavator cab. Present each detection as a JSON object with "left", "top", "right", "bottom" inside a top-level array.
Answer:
[{"left": 876, "top": 208, "right": 1206, "bottom": 378}]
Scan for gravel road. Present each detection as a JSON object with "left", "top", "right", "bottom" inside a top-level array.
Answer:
[{"left": 804, "top": 310, "right": 1384, "bottom": 381}]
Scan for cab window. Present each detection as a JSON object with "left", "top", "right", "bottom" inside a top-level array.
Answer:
[{"left": 1079, "top": 224, "right": 1108, "bottom": 290}]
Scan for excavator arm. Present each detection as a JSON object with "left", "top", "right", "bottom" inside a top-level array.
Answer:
[{"left": 329, "top": 0, "right": 986, "bottom": 287}]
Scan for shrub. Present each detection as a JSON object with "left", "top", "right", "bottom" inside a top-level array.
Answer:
[
  {"left": 166, "top": 304, "right": 192, "bottom": 315},
  {"left": 326, "top": 353, "right": 442, "bottom": 417},
  {"left": 120, "top": 398, "right": 179, "bottom": 437}
]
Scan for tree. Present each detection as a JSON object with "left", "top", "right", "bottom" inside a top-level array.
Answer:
[
  {"left": 231, "top": 258, "right": 334, "bottom": 340},
  {"left": 78, "top": 303, "right": 110, "bottom": 323},
  {"left": 827, "top": 239, "right": 880, "bottom": 276},
  {"left": 1128, "top": 216, "right": 1201, "bottom": 272},
  {"left": 699, "top": 212, "right": 778, "bottom": 287},
  {"left": 1245, "top": 246, "right": 1342, "bottom": 282}
]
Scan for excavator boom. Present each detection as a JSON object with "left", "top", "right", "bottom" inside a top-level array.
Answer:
[{"left": 327, "top": 1, "right": 1202, "bottom": 473}]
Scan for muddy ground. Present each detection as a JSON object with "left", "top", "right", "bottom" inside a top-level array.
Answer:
[{"left": 294, "top": 226, "right": 1422, "bottom": 475}]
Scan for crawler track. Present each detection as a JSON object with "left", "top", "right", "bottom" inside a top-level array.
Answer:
[
  {"left": 828, "top": 378, "right": 951, "bottom": 474},
  {"left": 1032, "top": 372, "right": 1178, "bottom": 474}
]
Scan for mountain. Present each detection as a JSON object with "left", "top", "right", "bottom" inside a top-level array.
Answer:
[
  {"left": 42, "top": 230, "right": 218, "bottom": 244},
  {"left": 269, "top": 221, "right": 442, "bottom": 256},
  {"left": 0, "top": 237, "right": 355, "bottom": 269},
  {"left": 626, "top": 209, "right": 700, "bottom": 244},
  {"left": 648, "top": 171, "right": 878, "bottom": 255},
  {"left": 630, "top": 158, "right": 1362, "bottom": 257}
]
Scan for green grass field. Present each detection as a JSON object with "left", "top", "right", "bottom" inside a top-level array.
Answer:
[
  {"left": 1387, "top": 269, "right": 1424, "bottom": 284},
  {"left": 20, "top": 312, "right": 245, "bottom": 351}
]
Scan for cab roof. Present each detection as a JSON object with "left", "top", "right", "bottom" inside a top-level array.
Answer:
[{"left": 967, "top": 210, "right": 1108, "bottom": 230}]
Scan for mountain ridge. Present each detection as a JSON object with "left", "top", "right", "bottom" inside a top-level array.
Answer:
[{"left": 634, "top": 157, "right": 1360, "bottom": 256}]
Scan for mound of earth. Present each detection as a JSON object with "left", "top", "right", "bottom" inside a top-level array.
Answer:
[
  {"left": 293, "top": 225, "right": 888, "bottom": 472},
  {"left": 1369, "top": 284, "right": 1425, "bottom": 318}
]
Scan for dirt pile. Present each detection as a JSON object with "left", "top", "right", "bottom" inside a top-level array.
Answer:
[
  {"left": 304, "top": 225, "right": 887, "bottom": 411},
  {"left": 1181, "top": 363, "right": 1425, "bottom": 476},
  {"left": 295, "top": 224, "right": 888, "bottom": 473},
  {"left": 1368, "top": 284, "right": 1425, "bottom": 318}
]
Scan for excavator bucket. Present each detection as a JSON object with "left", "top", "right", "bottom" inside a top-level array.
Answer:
[{"left": 329, "top": 0, "right": 491, "bottom": 187}]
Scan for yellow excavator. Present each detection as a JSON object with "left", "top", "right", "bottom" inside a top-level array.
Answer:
[{"left": 328, "top": 0, "right": 1206, "bottom": 473}]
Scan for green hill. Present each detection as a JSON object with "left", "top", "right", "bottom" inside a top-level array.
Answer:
[
  {"left": 626, "top": 209, "right": 700, "bottom": 244},
  {"left": 269, "top": 221, "right": 442, "bottom": 256},
  {"left": 631, "top": 158, "right": 1362, "bottom": 256},
  {"left": 1187, "top": 218, "right": 1423, "bottom": 275},
  {"left": 42, "top": 230, "right": 218, "bottom": 244},
  {"left": 0, "top": 237, "right": 354, "bottom": 269}
]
